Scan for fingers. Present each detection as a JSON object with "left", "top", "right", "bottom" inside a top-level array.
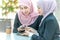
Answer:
[
  {"left": 17, "top": 27, "right": 25, "bottom": 31},
  {"left": 17, "top": 26, "right": 37, "bottom": 34},
  {"left": 17, "top": 28, "right": 23, "bottom": 31},
  {"left": 25, "top": 27, "right": 37, "bottom": 33},
  {"left": 20, "top": 32, "right": 29, "bottom": 36},
  {"left": 17, "top": 28, "right": 20, "bottom": 31}
]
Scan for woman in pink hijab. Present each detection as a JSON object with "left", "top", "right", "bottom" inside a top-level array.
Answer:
[{"left": 13, "top": 0, "right": 43, "bottom": 34}]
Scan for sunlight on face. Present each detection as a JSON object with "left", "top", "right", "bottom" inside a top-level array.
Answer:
[{"left": 19, "top": 5, "right": 30, "bottom": 16}]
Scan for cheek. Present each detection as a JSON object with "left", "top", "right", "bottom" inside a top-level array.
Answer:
[
  {"left": 20, "top": 9, "right": 24, "bottom": 12},
  {"left": 21, "top": 10, "right": 26, "bottom": 13},
  {"left": 38, "top": 9, "right": 43, "bottom": 13},
  {"left": 26, "top": 9, "right": 30, "bottom": 13},
  {"left": 38, "top": 9, "right": 43, "bottom": 15},
  {"left": 38, "top": 9, "right": 41, "bottom": 13}
]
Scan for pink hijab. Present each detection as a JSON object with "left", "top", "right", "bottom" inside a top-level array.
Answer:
[{"left": 17, "top": 0, "right": 39, "bottom": 26}]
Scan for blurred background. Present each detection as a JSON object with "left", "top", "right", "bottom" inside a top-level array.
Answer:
[
  {"left": 0, "top": 0, "right": 60, "bottom": 32},
  {"left": 55, "top": 0, "right": 60, "bottom": 24}
]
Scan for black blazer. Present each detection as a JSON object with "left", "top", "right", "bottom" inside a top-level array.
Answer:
[{"left": 31, "top": 13, "right": 59, "bottom": 40}]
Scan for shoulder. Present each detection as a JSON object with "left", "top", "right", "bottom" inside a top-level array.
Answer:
[
  {"left": 15, "top": 13, "right": 19, "bottom": 20},
  {"left": 15, "top": 13, "right": 18, "bottom": 17},
  {"left": 14, "top": 13, "right": 20, "bottom": 23},
  {"left": 45, "top": 14, "right": 57, "bottom": 22},
  {"left": 44, "top": 14, "right": 59, "bottom": 27}
]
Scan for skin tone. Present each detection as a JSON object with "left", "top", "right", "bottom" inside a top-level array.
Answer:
[
  {"left": 19, "top": 5, "right": 31, "bottom": 16},
  {"left": 37, "top": 6, "right": 43, "bottom": 15},
  {"left": 17, "top": 26, "right": 37, "bottom": 36}
]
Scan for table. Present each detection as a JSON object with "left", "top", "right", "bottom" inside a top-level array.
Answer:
[{"left": 0, "top": 32, "right": 31, "bottom": 40}]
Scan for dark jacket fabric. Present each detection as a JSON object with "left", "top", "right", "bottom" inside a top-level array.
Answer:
[{"left": 31, "top": 13, "right": 59, "bottom": 40}]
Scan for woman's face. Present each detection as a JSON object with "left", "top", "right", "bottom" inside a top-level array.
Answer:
[
  {"left": 37, "top": 6, "right": 43, "bottom": 15},
  {"left": 20, "top": 5, "right": 30, "bottom": 16}
]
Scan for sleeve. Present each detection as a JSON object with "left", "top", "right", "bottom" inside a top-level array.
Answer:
[
  {"left": 31, "top": 20, "right": 57, "bottom": 40},
  {"left": 13, "top": 13, "right": 21, "bottom": 33}
]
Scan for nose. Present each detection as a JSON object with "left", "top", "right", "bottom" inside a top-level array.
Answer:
[{"left": 22, "top": 8, "right": 26, "bottom": 12}]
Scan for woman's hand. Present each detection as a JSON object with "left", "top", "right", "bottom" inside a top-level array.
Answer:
[
  {"left": 17, "top": 26, "right": 25, "bottom": 32},
  {"left": 20, "top": 31, "right": 30, "bottom": 36},
  {"left": 17, "top": 26, "right": 39, "bottom": 36},
  {"left": 20, "top": 27, "right": 39, "bottom": 36},
  {"left": 25, "top": 27, "right": 38, "bottom": 33}
]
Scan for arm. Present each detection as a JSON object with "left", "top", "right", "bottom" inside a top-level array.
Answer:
[
  {"left": 31, "top": 20, "right": 57, "bottom": 40},
  {"left": 13, "top": 14, "right": 21, "bottom": 33}
]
